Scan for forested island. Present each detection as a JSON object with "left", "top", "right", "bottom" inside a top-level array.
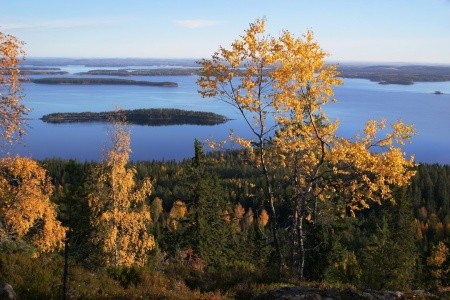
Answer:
[
  {"left": 73, "top": 64, "right": 450, "bottom": 85},
  {"left": 78, "top": 68, "right": 199, "bottom": 76},
  {"left": 19, "top": 57, "right": 450, "bottom": 85},
  {"left": 338, "top": 65, "right": 450, "bottom": 85},
  {"left": 41, "top": 108, "right": 229, "bottom": 126},
  {"left": 22, "top": 57, "right": 199, "bottom": 68},
  {"left": 31, "top": 77, "right": 178, "bottom": 87},
  {"left": 18, "top": 67, "right": 69, "bottom": 75}
]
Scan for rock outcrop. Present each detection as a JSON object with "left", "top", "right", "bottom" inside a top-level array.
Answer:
[{"left": 0, "top": 282, "right": 16, "bottom": 300}]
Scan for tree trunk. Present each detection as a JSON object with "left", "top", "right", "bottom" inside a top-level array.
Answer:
[
  {"left": 298, "top": 211, "right": 305, "bottom": 280},
  {"left": 290, "top": 207, "right": 299, "bottom": 274},
  {"left": 62, "top": 231, "right": 70, "bottom": 300},
  {"left": 260, "top": 140, "right": 283, "bottom": 280}
]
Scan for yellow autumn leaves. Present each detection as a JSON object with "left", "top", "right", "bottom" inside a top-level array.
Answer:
[
  {"left": 88, "top": 119, "right": 155, "bottom": 267},
  {"left": 1, "top": 33, "right": 64, "bottom": 254},
  {"left": 0, "top": 156, "right": 66, "bottom": 252},
  {"left": 198, "top": 18, "right": 416, "bottom": 218},
  {"left": 0, "top": 32, "right": 29, "bottom": 145}
]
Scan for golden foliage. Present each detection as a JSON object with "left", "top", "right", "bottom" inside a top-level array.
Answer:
[
  {"left": 243, "top": 207, "right": 254, "bottom": 231},
  {"left": 197, "top": 18, "right": 276, "bottom": 164},
  {"left": 222, "top": 209, "right": 231, "bottom": 223},
  {"left": 88, "top": 117, "right": 154, "bottom": 267},
  {"left": 198, "top": 18, "right": 415, "bottom": 218},
  {"left": 0, "top": 156, "right": 65, "bottom": 252},
  {"left": 328, "top": 120, "right": 416, "bottom": 215},
  {"left": 234, "top": 203, "right": 245, "bottom": 221},
  {"left": 0, "top": 32, "right": 29, "bottom": 145},
  {"left": 198, "top": 19, "right": 416, "bottom": 277},
  {"left": 259, "top": 209, "right": 269, "bottom": 227},
  {"left": 427, "top": 241, "right": 449, "bottom": 286},
  {"left": 168, "top": 200, "right": 187, "bottom": 231},
  {"left": 151, "top": 197, "right": 164, "bottom": 222}
]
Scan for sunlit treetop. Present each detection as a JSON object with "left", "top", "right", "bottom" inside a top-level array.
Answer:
[
  {"left": 198, "top": 18, "right": 416, "bottom": 218},
  {"left": 0, "top": 32, "right": 30, "bottom": 145}
]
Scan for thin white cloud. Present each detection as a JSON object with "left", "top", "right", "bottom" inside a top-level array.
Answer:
[
  {"left": 1, "top": 17, "right": 129, "bottom": 31},
  {"left": 174, "top": 19, "right": 222, "bottom": 29}
]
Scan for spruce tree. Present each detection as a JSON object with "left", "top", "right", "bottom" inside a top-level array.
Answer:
[{"left": 184, "top": 140, "right": 233, "bottom": 270}]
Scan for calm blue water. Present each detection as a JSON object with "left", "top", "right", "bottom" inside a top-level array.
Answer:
[{"left": 4, "top": 67, "right": 450, "bottom": 163}]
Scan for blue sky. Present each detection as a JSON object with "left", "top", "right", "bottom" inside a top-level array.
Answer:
[{"left": 1, "top": 0, "right": 450, "bottom": 63}]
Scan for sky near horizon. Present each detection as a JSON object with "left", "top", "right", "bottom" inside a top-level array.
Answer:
[{"left": 1, "top": 0, "right": 450, "bottom": 64}]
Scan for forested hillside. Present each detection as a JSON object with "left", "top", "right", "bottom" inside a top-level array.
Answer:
[
  {"left": 1, "top": 151, "right": 444, "bottom": 297},
  {"left": 2, "top": 19, "right": 450, "bottom": 299}
]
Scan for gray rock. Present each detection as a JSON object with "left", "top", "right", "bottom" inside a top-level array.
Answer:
[
  {"left": 0, "top": 282, "right": 16, "bottom": 300},
  {"left": 361, "top": 292, "right": 375, "bottom": 300}
]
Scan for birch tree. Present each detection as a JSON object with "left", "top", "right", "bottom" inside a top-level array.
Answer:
[
  {"left": 88, "top": 115, "right": 155, "bottom": 267},
  {"left": 0, "top": 156, "right": 65, "bottom": 252},
  {"left": 198, "top": 18, "right": 415, "bottom": 279},
  {"left": 198, "top": 18, "right": 284, "bottom": 277},
  {"left": 0, "top": 32, "right": 29, "bottom": 145}
]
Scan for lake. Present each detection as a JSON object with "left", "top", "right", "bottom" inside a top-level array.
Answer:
[{"left": 4, "top": 65, "right": 450, "bottom": 164}]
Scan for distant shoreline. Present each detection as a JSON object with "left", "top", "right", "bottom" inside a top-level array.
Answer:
[
  {"left": 77, "top": 68, "right": 198, "bottom": 77},
  {"left": 76, "top": 66, "right": 450, "bottom": 85},
  {"left": 19, "top": 58, "right": 450, "bottom": 85},
  {"left": 40, "top": 108, "right": 230, "bottom": 126},
  {"left": 31, "top": 77, "right": 178, "bottom": 87},
  {"left": 338, "top": 65, "right": 450, "bottom": 85}
]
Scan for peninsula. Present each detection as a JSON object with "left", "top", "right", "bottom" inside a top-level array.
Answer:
[
  {"left": 41, "top": 108, "right": 229, "bottom": 126},
  {"left": 31, "top": 77, "right": 178, "bottom": 87}
]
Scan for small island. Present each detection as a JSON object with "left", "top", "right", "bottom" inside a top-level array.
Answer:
[
  {"left": 41, "top": 108, "right": 230, "bottom": 126},
  {"left": 31, "top": 77, "right": 178, "bottom": 87},
  {"left": 77, "top": 68, "right": 199, "bottom": 76},
  {"left": 434, "top": 90, "right": 444, "bottom": 95},
  {"left": 19, "top": 67, "right": 69, "bottom": 75}
]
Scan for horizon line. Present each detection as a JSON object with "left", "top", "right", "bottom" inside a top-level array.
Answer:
[{"left": 22, "top": 57, "right": 450, "bottom": 66}]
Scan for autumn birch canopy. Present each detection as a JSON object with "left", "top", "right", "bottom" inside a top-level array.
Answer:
[
  {"left": 0, "top": 156, "right": 66, "bottom": 252},
  {"left": 198, "top": 17, "right": 285, "bottom": 278},
  {"left": 88, "top": 115, "right": 155, "bottom": 267},
  {"left": 0, "top": 32, "right": 29, "bottom": 145},
  {"left": 198, "top": 18, "right": 416, "bottom": 278}
]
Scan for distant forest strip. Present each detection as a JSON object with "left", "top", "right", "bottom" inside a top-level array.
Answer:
[
  {"left": 76, "top": 65, "right": 450, "bottom": 85},
  {"left": 22, "top": 58, "right": 199, "bottom": 67},
  {"left": 31, "top": 77, "right": 178, "bottom": 87},
  {"left": 78, "top": 68, "right": 199, "bottom": 76},
  {"left": 22, "top": 71, "right": 69, "bottom": 75},
  {"left": 41, "top": 108, "right": 230, "bottom": 126},
  {"left": 18, "top": 67, "right": 68, "bottom": 75},
  {"left": 338, "top": 65, "right": 450, "bottom": 85}
]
